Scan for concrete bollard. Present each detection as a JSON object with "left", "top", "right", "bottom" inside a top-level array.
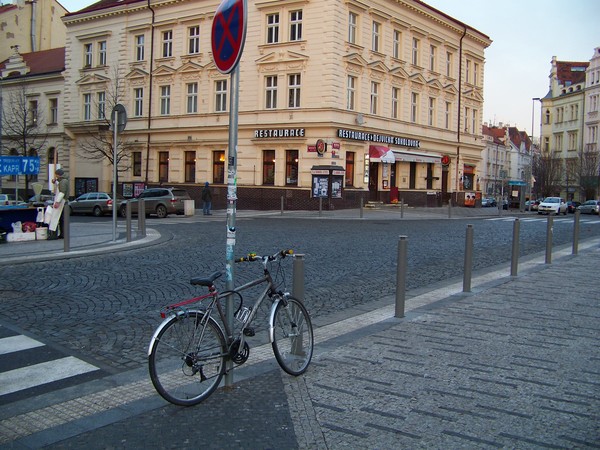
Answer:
[
  {"left": 545, "top": 216, "right": 553, "bottom": 264},
  {"left": 510, "top": 218, "right": 520, "bottom": 277},
  {"left": 572, "top": 210, "right": 580, "bottom": 255},
  {"left": 463, "top": 224, "right": 473, "bottom": 292},
  {"left": 63, "top": 205, "right": 70, "bottom": 252},
  {"left": 395, "top": 236, "right": 407, "bottom": 318}
]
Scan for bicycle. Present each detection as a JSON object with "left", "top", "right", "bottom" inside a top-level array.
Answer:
[{"left": 148, "top": 249, "right": 314, "bottom": 406}]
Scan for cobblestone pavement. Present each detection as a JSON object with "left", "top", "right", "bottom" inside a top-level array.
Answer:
[{"left": 1, "top": 208, "right": 599, "bottom": 448}]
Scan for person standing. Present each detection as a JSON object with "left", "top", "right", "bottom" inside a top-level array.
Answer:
[
  {"left": 201, "top": 181, "right": 212, "bottom": 215},
  {"left": 49, "top": 168, "right": 69, "bottom": 239}
]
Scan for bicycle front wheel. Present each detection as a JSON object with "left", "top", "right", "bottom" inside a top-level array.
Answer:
[
  {"left": 272, "top": 296, "right": 314, "bottom": 376},
  {"left": 148, "top": 311, "right": 226, "bottom": 406}
]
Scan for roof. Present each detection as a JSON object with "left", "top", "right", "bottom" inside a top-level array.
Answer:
[
  {"left": 0, "top": 48, "right": 65, "bottom": 78},
  {"left": 556, "top": 60, "right": 589, "bottom": 86},
  {"left": 508, "top": 127, "right": 531, "bottom": 152},
  {"left": 64, "top": 0, "right": 145, "bottom": 16},
  {"left": 482, "top": 125, "right": 506, "bottom": 145}
]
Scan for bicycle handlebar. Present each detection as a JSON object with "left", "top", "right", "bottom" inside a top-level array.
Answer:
[{"left": 235, "top": 249, "right": 293, "bottom": 263}]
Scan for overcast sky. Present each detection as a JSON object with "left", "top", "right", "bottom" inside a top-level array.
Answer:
[{"left": 60, "top": 0, "right": 600, "bottom": 137}]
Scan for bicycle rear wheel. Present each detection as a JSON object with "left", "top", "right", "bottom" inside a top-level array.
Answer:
[
  {"left": 148, "top": 311, "right": 226, "bottom": 406},
  {"left": 271, "top": 296, "right": 313, "bottom": 376}
]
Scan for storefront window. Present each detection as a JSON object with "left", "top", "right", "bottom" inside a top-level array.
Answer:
[
  {"left": 285, "top": 150, "right": 298, "bottom": 185},
  {"left": 263, "top": 150, "right": 275, "bottom": 185},
  {"left": 159, "top": 151, "right": 169, "bottom": 183},
  {"left": 345, "top": 152, "right": 355, "bottom": 187},
  {"left": 213, "top": 151, "right": 225, "bottom": 184},
  {"left": 185, "top": 151, "right": 196, "bottom": 183}
]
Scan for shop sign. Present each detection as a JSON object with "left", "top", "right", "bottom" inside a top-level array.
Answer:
[
  {"left": 337, "top": 128, "right": 420, "bottom": 148},
  {"left": 254, "top": 128, "right": 305, "bottom": 138}
]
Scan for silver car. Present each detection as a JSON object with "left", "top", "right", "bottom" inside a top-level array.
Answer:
[
  {"left": 122, "top": 187, "right": 191, "bottom": 218},
  {"left": 68, "top": 192, "right": 125, "bottom": 217},
  {"left": 577, "top": 200, "right": 600, "bottom": 215}
]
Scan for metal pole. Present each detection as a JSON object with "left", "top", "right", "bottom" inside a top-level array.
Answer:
[
  {"left": 448, "top": 199, "right": 452, "bottom": 218},
  {"left": 463, "top": 224, "right": 473, "bottom": 292},
  {"left": 112, "top": 110, "right": 118, "bottom": 243},
  {"left": 510, "top": 218, "right": 520, "bottom": 277},
  {"left": 224, "top": 65, "right": 240, "bottom": 388},
  {"left": 572, "top": 210, "right": 580, "bottom": 255},
  {"left": 139, "top": 199, "right": 146, "bottom": 238},
  {"left": 63, "top": 205, "right": 70, "bottom": 252},
  {"left": 360, "top": 196, "right": 363, "bottom": 218},
  {"left": 126, "top": 201, "right": 132, "bottom": 242},
  {"left": 545, "top": 216, "right": 553, "bottom": 264},
  {"left": 400, "top": 198, "right": 404, "bottom": 218},
  {"left": 319, "top": 197, "right": 322, "bottom": 216},
  {"left": 395, "top": 236, "right": 407, "bottom": 318},
  {"left": 280, "top": 195, "right": 284, "bottom": 215}
]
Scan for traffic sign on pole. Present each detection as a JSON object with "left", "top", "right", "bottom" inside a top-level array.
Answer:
[{"left": 211, "top": 0, "right": 247, "bottom": 74}]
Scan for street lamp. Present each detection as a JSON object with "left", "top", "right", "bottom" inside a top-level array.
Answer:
[{"left": 529, "top": 97, "right": 542, "bottom": 207}]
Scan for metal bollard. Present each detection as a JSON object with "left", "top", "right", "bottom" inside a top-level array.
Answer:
[
  {"left": 292, "top": 254, "right": 305, "bottom": 303},
  {"left": 126, "top": 201, "right": 132, "bottom": 242},
  {"left": 63, "top": 205, "right": 70, "bottom": 252},
  {"left": 138, "top": 199, "right": 146, "bottom": 238},
  {"left": 510, "top": 218, "right": 520, "bottom": 277},
  {"left": 448, "top": 200, "right": 452, "bottom": 218},
  {"left": 463, "top": 224, "right": 473, "bottom": 292},
  {"left": 360, "top": 197, "right": 364, "bottom": 218},
  {"left": 545, "top": 216, "right": 553, "bottom": 264},
  {"left": 572, "top": 210, "right": 580, "bottom": 255},
  {"left": 281, "top": 196, "right": 284, "bottom": 215},
  {"left": 319, "top": 197, "right": 322, "bottom": 217},
  {"left": 401, "top": 198, "right": 404, "bottom": 218},
  {"left": 395, "top": 236, "right": 407, "bottom": 318}
]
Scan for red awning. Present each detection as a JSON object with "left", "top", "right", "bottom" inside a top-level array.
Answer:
[{"left": 369, "top": 145, "right": 395, "bottom": 163}]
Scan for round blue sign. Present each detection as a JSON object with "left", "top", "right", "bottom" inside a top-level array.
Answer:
[{"left": 211, "top": 0, "right": 247, "bottom": 74}]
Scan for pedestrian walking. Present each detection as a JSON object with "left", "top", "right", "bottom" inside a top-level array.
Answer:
[
  {"left": 48, "top": 168, "right": 69, "bottom": 239},
  {"left": 202, "top": 182, "right": 212, "bottom": 215}
]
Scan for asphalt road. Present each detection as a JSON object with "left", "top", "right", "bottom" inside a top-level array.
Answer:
[{"left": 1, "top": 214, "right": 599, "bottom": 377}]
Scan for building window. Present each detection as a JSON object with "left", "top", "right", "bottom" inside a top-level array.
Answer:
[
  {"left": 285, "top": 150, "right": 298, "bottom": 185},
  {"left": 28, "top": 100, "right": 38, "bottom": 126},
  {"left": 372, "top": 21, "right": 380, "bottom": 52},
  {"left": 473, "top": 62, "right": 479, "bottom": 86},
  {"left": 568, "top": 131, "right": 577, "bottom": 151},
  {"left": 545, "top": 109, "right": 550, "bottom": 124},
  {"left": 446, "top": 51, "right": 452, "bottom": 77},
  {"left": 185, "top": 151, "right": 196, "bottom": 183},
  {"left": 158, "top": 151, "right": 169, "bottom": 182},
  {"left": 464, "top": 107, "right": 470, "bottom": 132},
  {"left": 370, "top": 81, "right": 379, "bottom": 115},
  {"left": 263, "top": 150, "right": 275, "bottom": 185},
  {"left": 392, "top": 87, "right": 400, "bottom": 119},
  {"left": 160, "top": 85, "right": 171, "bottom": 115},
  {"left": 97, "top": 91, "right": 106, "bottom": 119},
  {"left": 472, "top": 109, "right": 477, "bottom": 134},
  {"left": 188, "top": 26, "right": 200, "bottom": 54},
  {"left": 347, "top": 75, "right": 356, "bottom": 110},
  {"left": 213, "top": 151, "right": 225, "bottom": 184},
  {"left": 133, "top": 152, "right": 142, "bottom": 177},
  {"left": 49, "top": 98, "right": 58, "bottom": 124},
  {"left": 544, "top": 137, "right": 550, "bottom": 153},
  {"left": 393, "top": 30, "right": 401, "bottom": 59},
  {"left": 134, "top": 88, "right": 144, "bottom": 117},
  {"left": 267, "top": 13, "right": 279, "bottom": 44},
  {"left": 345, "top": 152, "right": 355, "bottom": 187},
  {"left": 445, "top": 101, "right": 451, "bottom": 129},
  {"left": 412, "top": 38, "right": 419, "bottom": 65},
  {"left": 290, "top": 10, "right": 302, "bottom": 41},
  {"left": 135, "top": 35, "right": 145, "bottom": 61},
  {"left": 84, "top": 43, "right": 93, "bottom": 67},
  {"left": 411, "top": 92, "right": 419, "bottom": 123},
  {"left": 187, "top": 83, "right": 198, "bottom": 114},
  {"left": 428, "top": 97, "right": 435, "bottom": 126},
  {"left": 83, "top": 93, "right": 92, "bottom": 121},
  {"left": 265, "top": 75, "right": 278, "bottom": 109},
  {"left": 348, "top": 12, "right": 357, "bottom": 44},
  {"left": 288, "top": 74, "right": 301, "bottom": 108},
  {"left": 98, "top": 41, "right": 107, "bottom": 66},
  {"left": 430, "top": 45, "right": 436, "bottom": 71},
  {"left": 215, "top": 80, "right": 227, "bottom": 112},
  {"left": 162, "top": 30, "right": 173, "bottom": 57},
  {"left": 466, "top": 60, "right": 471, "bottom": 83}
]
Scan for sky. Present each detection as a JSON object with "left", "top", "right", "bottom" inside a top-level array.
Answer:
[{"left": 60, "top": 0, "right": 600, "bottom": 137}]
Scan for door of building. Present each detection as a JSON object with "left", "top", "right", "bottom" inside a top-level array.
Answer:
[{"left": 369, "top": 162, "right": 379, "bottom": 201}]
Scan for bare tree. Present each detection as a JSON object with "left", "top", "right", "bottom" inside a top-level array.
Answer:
[
  {"left": 1, "top": 83, "right": 48, "bottom": 193},
  {"left": 533, "top": 152, "right": 563, "bottom": 198}
]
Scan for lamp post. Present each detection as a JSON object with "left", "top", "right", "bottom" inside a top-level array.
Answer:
[{"left": 529, "top": 97, "right": 542, "bottom": 207}]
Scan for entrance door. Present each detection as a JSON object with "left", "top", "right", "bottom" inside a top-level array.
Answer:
[{"left": 369, "top": 162, "right": 379, "bottom": 201}]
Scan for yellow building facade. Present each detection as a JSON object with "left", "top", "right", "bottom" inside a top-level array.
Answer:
[{"left": 62, "top": 0, "right": 491, "bottom": 208}]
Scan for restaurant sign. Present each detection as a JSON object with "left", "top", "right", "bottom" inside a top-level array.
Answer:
[
  {"left": 337, "top": 128, "right": 420, "bottom": 148},
  {"left": 254, "top": 128, "right": 305, "bottom": 138}
]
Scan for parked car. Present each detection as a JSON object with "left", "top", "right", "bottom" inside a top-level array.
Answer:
[
  {"left": 577, "top": 199, "right": 600, "bottom": 215},
  {"left": 481, "top": 197, "right": 497, "bottom": 207},
  {"left": 537, "top": 197, "right": 567, "bottom": 215},
  {"left": 566, "top": 201, "right": 581, "bottom": 214},
  {"left": 68, "top": 192, "right": 125, "bottom": 217},
  {"left": 121, "top": 187, "right": 191, "bottom": 218},
  {"left": 0, "top": 194, "right": 27, "bottom": 206},
  {"left": 29, "top": 194, "right": 55, "bottom": 207}
]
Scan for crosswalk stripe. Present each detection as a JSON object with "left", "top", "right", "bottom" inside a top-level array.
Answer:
[
  {"left": 0, "top": 356, "right": 99, "bottom": 396},
  {"left": 0, "top": 335, "right": 44, "bottom": 355}
]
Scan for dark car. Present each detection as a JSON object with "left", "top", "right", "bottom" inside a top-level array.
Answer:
[
  {"left": 566, "top": 201, "right": 581, "bottom": 213},
  {"left": 68, "top": 192, "right": 125, "bottom": 217},
  {"left": 122, "top": 187, "right": 191, "bottom": 218},
  {"left": 481, "top": 197, "right": 497, "bottom": 207}
]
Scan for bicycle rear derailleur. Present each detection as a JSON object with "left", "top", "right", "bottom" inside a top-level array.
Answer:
[{"left": 229, "top": 339, "right": 250, "bottom": 364}]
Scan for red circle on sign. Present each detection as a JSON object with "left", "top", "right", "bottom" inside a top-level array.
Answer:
[
  {"left": 211, "top": 0, "right": 247, "bottom": 74},
  {"left": 441, "top": 154, "right": 450, "bottom": 166}
]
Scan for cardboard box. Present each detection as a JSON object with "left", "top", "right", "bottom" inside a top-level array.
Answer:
[{"left": 7, "top": 232, "right": 36, "bottom": 242}]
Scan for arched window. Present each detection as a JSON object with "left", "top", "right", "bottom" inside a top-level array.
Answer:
[
  {"left": 545, "top": 109, "right": 550, "bottom": 124},
  {"left": 47, "top": 147, "right": 57, "bottom": 164}
]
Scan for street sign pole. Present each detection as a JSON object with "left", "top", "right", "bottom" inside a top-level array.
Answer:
[{"left": 112, "top": 110, "right": 118, "bottom": 242}]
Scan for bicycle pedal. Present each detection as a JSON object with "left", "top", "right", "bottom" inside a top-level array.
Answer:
[{"left": 243, "top": 327, "right": 255, "bottom": 337}]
